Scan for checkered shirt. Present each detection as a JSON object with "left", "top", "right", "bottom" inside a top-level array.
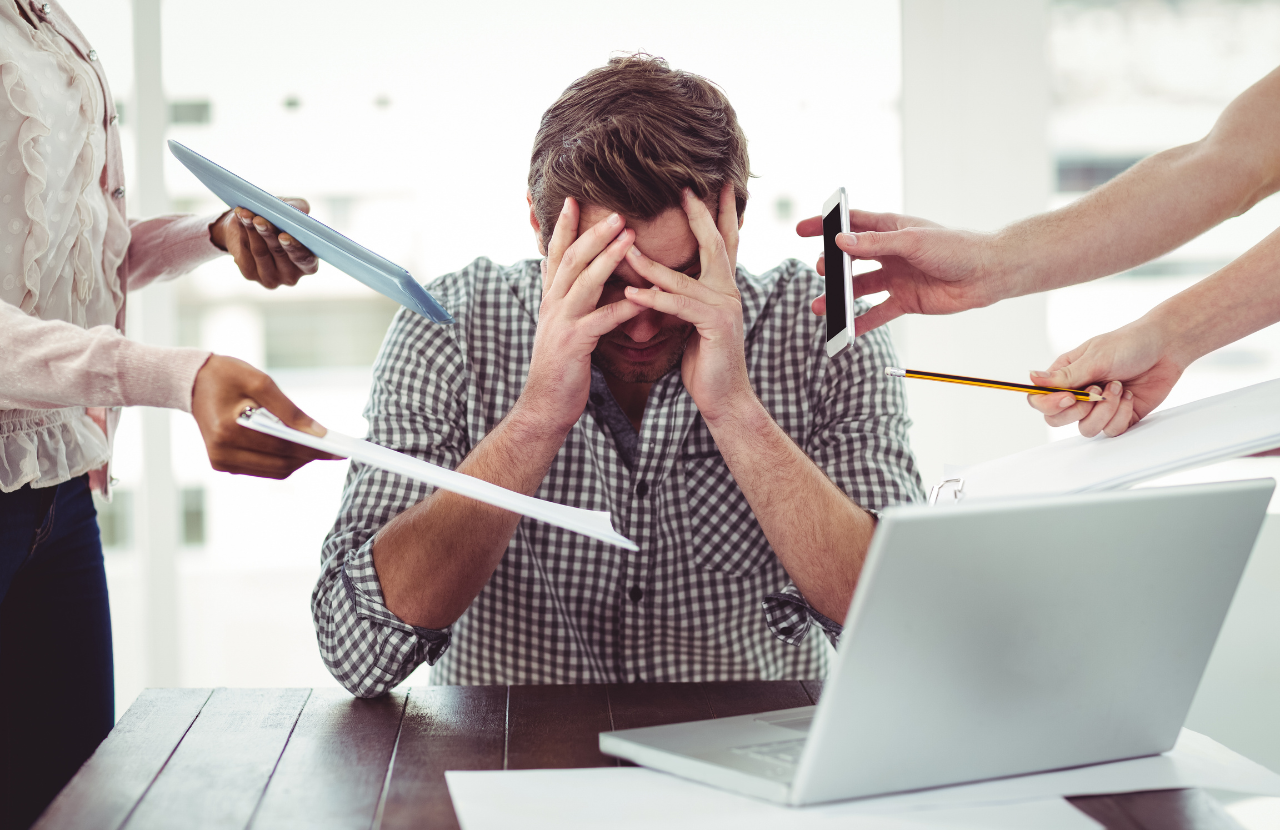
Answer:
[{"left": 313, "top": 257, "right": 924, "bottom": 696}]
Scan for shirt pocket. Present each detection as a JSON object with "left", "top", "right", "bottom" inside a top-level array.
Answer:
[{"left": 680, "top": 430, "right": 775, "bottom": 576}]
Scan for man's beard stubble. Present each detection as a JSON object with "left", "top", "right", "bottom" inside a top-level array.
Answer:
[{"left": 591, "top": 325, "right": 691, "bottom": 384}]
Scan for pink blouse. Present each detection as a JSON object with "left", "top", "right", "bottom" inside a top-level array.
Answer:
[{"left": 0, "top": 0, "right": 218, "bottom": 494}]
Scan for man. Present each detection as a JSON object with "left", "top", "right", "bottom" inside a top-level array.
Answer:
[
  {"left": 313, "top": 55, "right": 922, "bottom": 696},
  {"left": 799, "top": 64, "right": 1280, "bottom": 438}
]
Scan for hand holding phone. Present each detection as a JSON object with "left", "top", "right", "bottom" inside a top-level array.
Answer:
[{"left": 822, "top": 187, "right": 856, "bottom": 357}]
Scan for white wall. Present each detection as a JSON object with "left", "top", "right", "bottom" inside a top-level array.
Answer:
[{"left": 897, "top": 0, "right": 1053, "bottom": 487}]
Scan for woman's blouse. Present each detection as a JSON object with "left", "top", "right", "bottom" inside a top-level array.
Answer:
[{"left": 0, "top": 0, "right": 217, "bottom": 494}]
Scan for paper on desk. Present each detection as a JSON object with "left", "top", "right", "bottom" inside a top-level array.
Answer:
[
  {"left": 445, "top": 770, "right": 1098, "bottom": 830},
  {"left": 446, "top": 728, "right": 1280, "bottom": 829},
  {"left": 943, "top": 378, "right": 1280, "bottom": 502},
  {"left": 239, "top": 409, "right": 637, "bottom": 550}
]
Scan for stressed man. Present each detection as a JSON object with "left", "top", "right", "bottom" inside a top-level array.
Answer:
[{"left": 314, "top": 56, "right": 923, "bottom": 695}]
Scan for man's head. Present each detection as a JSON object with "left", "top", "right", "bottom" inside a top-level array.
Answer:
[{"left": 527, "top": 55, "right": 750, "bottom": 384}]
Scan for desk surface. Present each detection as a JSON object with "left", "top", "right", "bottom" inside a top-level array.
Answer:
[{"left": 37, "top": 682, "right": 1242, "bottom": 830}]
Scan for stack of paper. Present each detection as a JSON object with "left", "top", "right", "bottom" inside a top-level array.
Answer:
[{"left": 939, "top": 378, "right": 1280, "bottom": 503}]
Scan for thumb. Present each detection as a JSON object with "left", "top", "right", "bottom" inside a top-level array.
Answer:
[
  {"left": 250, "top": 378, "right": 327, "bottom": 438},
  {"left": 837, "top": 228, "right": 921, "bottom": 261},
  {"left": 282, "top": 197, "right": 311, "bottom": 215},
  {"left": 1034, "top": 350, "right": 1103, "bottom": 392}
]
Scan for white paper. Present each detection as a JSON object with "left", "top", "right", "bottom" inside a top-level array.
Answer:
[
  {"left": 445, "top": 769, "right": 1098, "bottom": 830},
  {"left": 240, "top": 409, "right": 637, "bottom": 550},
  {"left": 942, "top": 378, "right": 1280, "bottom": 502},
  {"left": 446, "top": 728, "right": 1280, "bottom": 829}
]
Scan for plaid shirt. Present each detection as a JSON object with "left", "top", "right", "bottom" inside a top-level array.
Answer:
[{"left": 313, "top": 257, "right": 923, "bottom": 696}]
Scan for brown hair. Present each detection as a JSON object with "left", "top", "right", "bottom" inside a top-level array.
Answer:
[{"left": 528, "top": 54, "right": 750, "bottom": 248}]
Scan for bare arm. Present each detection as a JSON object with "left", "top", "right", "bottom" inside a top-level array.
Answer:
[
  {"left": 797, "top": 64, "right": 1280, "bottom": 332},
  {"left": 371, "top": 199, "right": 642, "bottom": 630}
]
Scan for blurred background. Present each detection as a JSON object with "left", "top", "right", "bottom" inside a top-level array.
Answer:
[{"left": 55, "top": 0, "right": 1280, "bottom": 820}]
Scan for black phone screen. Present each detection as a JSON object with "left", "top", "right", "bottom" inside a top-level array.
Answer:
[{"left": 823, "top": 204, "right": 848, "bottom": 342}]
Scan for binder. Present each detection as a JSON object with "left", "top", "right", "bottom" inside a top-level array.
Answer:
[
  {"left": 928, "top": 378, "right": 1280, "bottom": 505},
  {"left": 168, "top": 140, "right": 453, "bottom": 324}
]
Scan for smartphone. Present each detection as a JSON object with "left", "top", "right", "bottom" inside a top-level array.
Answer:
[{"left": 822, "top": 187, "right": 855, "bottom": 357}]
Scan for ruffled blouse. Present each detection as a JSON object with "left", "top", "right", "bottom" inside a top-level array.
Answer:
[{"left": 0, "top": 0, "right": 219, "bottom": 494}]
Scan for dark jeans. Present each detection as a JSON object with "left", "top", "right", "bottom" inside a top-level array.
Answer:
[{"left": 0, "top": 475, "right": 114, "bottom": 830}]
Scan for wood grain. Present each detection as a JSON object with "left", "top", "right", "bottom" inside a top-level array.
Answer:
[
  {"left": 249, "top": 689, "right": 406, "bottom": 830},
  {"left": 121, "top": 688, "right": 311, "bottom": 830},
  {"left": 378, "top": 686, "right": 506, "bottom": 830},
  {"left": 701, "top": 680, "right": 813, "bottom": 719},
  {"left": 507, "top": 684, "right": 615, "bottom": 770},
  {"left": 33, "top": 688, "right": 212, "bottom": 830}
]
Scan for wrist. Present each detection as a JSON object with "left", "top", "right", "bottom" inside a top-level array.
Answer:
[
  {"left": 1140, "top": 301, "right": 1205, "bottom": 371},
  {"left": 985, "top": 228, "right": 1039, "bottom": 302},
  {"left": 505, "top": 394, "right": 578, "bottom": 446},
  {"left": 701, "top": 388, "right": 768, "bottom": 434},
  {"left": 208, "top": 211, "right": 230, "bottom": 252}
]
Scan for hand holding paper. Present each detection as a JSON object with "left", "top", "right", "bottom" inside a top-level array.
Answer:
[{"left": 238, "top": 408, "right": 637, "bottom": 550}]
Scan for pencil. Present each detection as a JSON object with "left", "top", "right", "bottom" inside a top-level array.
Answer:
[{"left": 884, "top": 368, "right": 1106, "bottom": 402}]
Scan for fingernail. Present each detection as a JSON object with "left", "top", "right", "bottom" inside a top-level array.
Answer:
[
  {"left": 1124, "top": 389, "right": 1133, "bottom": 401},
  {"left": 607, "top": 213, "right": 620, "bottom": 226},
  {"left": 837, "top": 232, "right": 857, "bottom": 246},
  {"left": 1108, "top": 381, "right": 1121, "bottom": 395},
  {"left": 1029, "top": 370, "right": 1049, "bottom": 379},
  {"left": 1058, "top": 397, "right": 1073, "bottom": 409},
  {"left": 627, "top": 245, "right": 639, "bottom": 258},
  {"left": 239, "top": 214, "right": 252, "bottom": 226},
  {"left": 562, "top": 198, "right": 571, "bottom": 213},
  {"left": 280, "top": 237, "right": 292, "bottom": 247}
]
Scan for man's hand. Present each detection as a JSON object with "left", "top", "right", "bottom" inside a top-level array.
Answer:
[
  {"left": 209, "top": 200, "right": 320, "bottom": 289},
  {"left": 1027, "top": 319, "right": 1185, "bottom": 438},
  {"left": 795, "top": 209, "right": 1009, "bottom": 336},
  {"left": 623, "top": 184, "right": 753, "bottom": 424},
  {"left": 523, "top": 198, "right": 643, "bottom": 433},
  {"left": 191, "top": 354, "right": 338, "bottom": 478}
]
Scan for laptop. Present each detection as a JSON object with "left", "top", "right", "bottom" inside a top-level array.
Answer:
[{"left": 599, "top": 480, "right": 1273, "bottom": 806}]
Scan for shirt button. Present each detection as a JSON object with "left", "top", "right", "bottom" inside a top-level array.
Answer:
[
  {"left": 40, "top": 3, "right": 50, "bottom": 12},
  {"left": 88, "top": 49, "right": 98, "bottom": 61},
  {"left": 634, "top": 481, "right": 648, "bottom": 497},
  {"left": 109, "top": 113, "right": 118, "bottom": 126},
  {"left": 628, "top": 587, "right": 643, "bottom": 603},
  {"left": 779, "top": 626, "right": 794, "bottom": 637},
  {"left": 112, "top": 186, "right": 125, "bottom": 199}
]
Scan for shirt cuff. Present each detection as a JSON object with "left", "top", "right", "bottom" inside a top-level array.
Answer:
[
  {"left": 341, "top": 536, "right": 451, "bottom": 666},
  {"left": 762, "top": 586, "right": 843, "bottom": 647}
]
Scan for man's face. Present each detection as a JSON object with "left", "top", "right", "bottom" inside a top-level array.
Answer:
[{"left": 579, "top": 203, "right": 703, "bottom": 384}]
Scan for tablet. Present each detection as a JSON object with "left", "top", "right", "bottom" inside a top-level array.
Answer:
[{"left": 168, "top": 140, "right": 453, "bottom": 324}]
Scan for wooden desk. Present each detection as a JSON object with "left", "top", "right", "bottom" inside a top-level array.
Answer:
[{"left": 37, "top": 682, "right": 1242, "bottom": 830}]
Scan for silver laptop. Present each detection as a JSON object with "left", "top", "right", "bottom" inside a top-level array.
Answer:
[{"left": 599, "top": 480, "right": 1274, "bottom": 806}]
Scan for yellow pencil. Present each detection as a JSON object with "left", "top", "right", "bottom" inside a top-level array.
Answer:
[{"left": 885, "top": 368, "right": 1106, "bottom": 402}]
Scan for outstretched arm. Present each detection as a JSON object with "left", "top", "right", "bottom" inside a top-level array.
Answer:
[{"left": 797, "top": 64, "right": 1280, "bottom": 335}]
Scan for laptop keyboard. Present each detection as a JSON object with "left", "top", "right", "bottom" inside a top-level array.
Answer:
[{"left": 729, "top": 738, "right": 807, "bottom": 766}]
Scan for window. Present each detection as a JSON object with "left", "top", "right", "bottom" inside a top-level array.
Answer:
[{"left": 263, "top": 298, "right": 399, "bottom": 369}]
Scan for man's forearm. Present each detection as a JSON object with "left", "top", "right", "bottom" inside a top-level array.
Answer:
[
  {"left": 997, "top": 67, "right": 1280, "bottom": 296},
  {"left": 705, "top": 399, "right": 875, "bottom": 623},
  {"left": 1144, "top": 224, "right": 1280, "bottom": 369},
  {"left": 371, "top": 402, "right": 569, "bottom": 629}
]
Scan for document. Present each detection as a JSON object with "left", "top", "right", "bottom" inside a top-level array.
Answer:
[
  {"left": 168, "top": 140, "right": 453, "bottom": 323},
  {"left": 239, "top": 409, "right": 637, "bottom": 550},
  {"left": 445, "top": 771, "right": 1098, "bottom": 830},
  {"left": 935, "top": 378, "right": 1280, "bottom": 503},
  {"left": 446, "top": 729, "right": 1280, "bottom": 829}
]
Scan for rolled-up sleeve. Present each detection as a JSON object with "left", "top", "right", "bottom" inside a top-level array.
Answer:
[{"left": 312, "top": 297, "right": 472, "bottom": 697}]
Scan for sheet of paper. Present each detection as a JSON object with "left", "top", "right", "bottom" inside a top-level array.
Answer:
[
  {"left": 239, "top": 409, "right": 637, "bottom": 550},
  {"left": 445, "top": 769, "right": 1099, "bottom": 830},
  {"left": 447, "top": 728, "right": 1280, "bottom": 829},
  {"left": 818, "top": 729, "right": 1280, "bottom": 815},
  {"left": 943, "top": 378, "right": 1280, "bottom": 502}
]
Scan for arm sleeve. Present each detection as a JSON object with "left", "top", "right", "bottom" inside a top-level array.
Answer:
[
  {"left": 0, "top": 300, "right": 210, "bottom": 411},
  {"left": 122, "top": 214, "right": 224, "bottom": 292},
  {"left": 312, "top": 301, "right": 473, "bottom": 698},
  {"left": 761, "top": 271, "right": 925, "bottom": 647}
]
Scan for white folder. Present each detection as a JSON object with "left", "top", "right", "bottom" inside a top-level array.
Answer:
[
  {"left": 240, "top": 409, "right": 636, "bottom": 550},
  {"left": 168, "top": 140, "right": 453, "bottom": 324},
  {"left": 929, "top": 378, "right": 1280, "bottom": 505}
]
